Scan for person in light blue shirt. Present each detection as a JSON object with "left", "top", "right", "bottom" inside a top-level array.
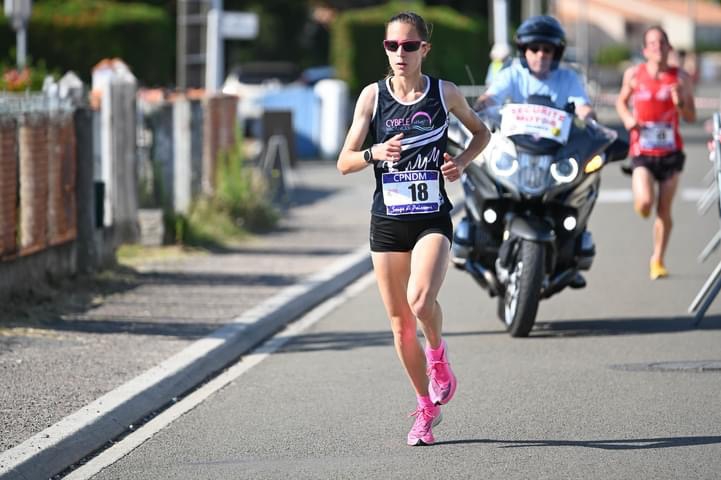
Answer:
[
  {"left": 484, "top": 42, "right": 512, "bottom": 85},
  {"left": 474, "top": 15, "right": 595, "bottom": 120}
]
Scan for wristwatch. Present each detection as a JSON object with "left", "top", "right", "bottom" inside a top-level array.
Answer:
[{"left": 363, "top": 146, "right": 374, "bottom": 164}]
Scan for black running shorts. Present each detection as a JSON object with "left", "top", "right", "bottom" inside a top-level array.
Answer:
[
  {"left": 632, "top": 151, "right": 685, "bottom": 182},
  {"left": 370, "top": 215, "right": 453, "bottom": 252}
]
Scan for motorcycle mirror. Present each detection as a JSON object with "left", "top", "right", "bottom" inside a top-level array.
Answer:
[{"left": 605, "top": 137, "right": 629, "bottom": 163}]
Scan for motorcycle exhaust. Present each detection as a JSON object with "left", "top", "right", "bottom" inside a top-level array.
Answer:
[
  {"left": 465, "top": 260, "right": 501, "bottom": 297},
  {"left": 542, "top": 268, "right": 578, "bottom": 299}
]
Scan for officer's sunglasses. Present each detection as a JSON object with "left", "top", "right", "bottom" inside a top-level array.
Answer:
[
  {"left": 383, "top": 40, "right": 425, "bottom": 52},
  {"left": 525, "top": 43, "right": 555, "bottom": 54}
]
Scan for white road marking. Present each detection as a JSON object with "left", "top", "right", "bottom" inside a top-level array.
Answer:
[
  {"left": 63, "top": 272, "right": 377, "bottom": 479},
  {"left": 598, "top": 189, "right": 633, "bottom": 203},
  {"left": 598, "top": 188, "right": 705, "bottom": 203}
]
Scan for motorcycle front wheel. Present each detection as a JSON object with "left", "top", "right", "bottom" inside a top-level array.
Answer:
[{"left": 498, "top": 239, "right": 545, "bottom": 337}]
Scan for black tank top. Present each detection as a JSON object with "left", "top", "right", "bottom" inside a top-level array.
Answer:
[{"left": 369, "top": 75, "right": 451, "bottom": 221}]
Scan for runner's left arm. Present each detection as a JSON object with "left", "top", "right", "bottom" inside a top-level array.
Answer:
[{"left": 675, "top": 70, "right": 696, "bottom": 123}]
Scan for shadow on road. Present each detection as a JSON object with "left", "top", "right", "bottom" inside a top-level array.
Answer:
[
  {"left": 197, "top": 246, "right": 352, "bottom": 256},
  {"left": 136, "top": 270, "right": 299, "bottom": 287},
  {"left": 279, "top": 331, "right": 394, "bottom": 352},
  {"left": 436, "top": 435, "right": 721, "bottom": 450},
  {"left": 278, "top": 329, "right": 505, "bottom": 353},
  {"left": 532, "top": 315, "right": 721, "bottom": 337},
  {"left": 287, "top": 185, "right": 338, "bottom": 208},
  {"left": 0, "top": 265, "right": 302, "bottom": 340},
  {"left": 277, "top": 315, "right": 721, "bottom": 353}
]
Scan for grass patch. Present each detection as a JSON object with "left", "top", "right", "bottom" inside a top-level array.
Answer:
[
  {"left": 116, "top": 243, "right": 206, "bottom": 268},
  {"left": 167, "top": 131, "right": 280, "bottom": 249}
]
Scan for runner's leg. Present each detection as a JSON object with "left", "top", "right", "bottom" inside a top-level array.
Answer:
[
  {"left": 632, "top": 166, "right": 655, "bottom": 218},
  {"left": 408, "top": 233, "right": 451, "bottom": 348},
  {"left": 653, "top": 171, "right": 681, "bottom": 265},
  {"left": 372, "top": 251, "right": 428, "bottom": 396}
]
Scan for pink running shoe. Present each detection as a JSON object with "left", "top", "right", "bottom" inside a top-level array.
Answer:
[
  {"left": 426, "top": 340, "right": 458, "bottom": 405},
  {"left": 407, "top": 404, "right": 442, "bottom": 446}
]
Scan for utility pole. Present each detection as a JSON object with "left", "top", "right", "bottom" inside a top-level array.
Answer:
[
  {"left": 523, "top": 0, "right": 543, "bottom": 19},
  {"left": 576, "top": 0, "right": 589, "bottom": 75},
  {"left": 205, "top": 2, "right": 258, "bottom": 93},
  {"left": 492, "top": 0, "right": 509, "bottom": 46},
  {"left": 177, "top": 0, "right": 211, "bottom": 89},
  {"left": 4, "top": 0, "right": 32, "bottom": 69},
  {"left": 204, "top": 0, "right": 223, "bottom": 92}
]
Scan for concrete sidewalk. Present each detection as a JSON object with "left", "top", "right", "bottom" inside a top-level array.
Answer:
[{"left": 1, "top": 160, "right": 423, "bottom": 479}]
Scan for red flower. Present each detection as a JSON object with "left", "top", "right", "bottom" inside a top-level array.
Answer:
[{"left": 2, "top": 67, "right": 31, "bottom": 92}]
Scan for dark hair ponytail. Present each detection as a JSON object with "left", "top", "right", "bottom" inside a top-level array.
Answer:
[
  {"left": 386, "top": 11, "right": 432, "bottom": 41},
  {"left": 643, "top": 25, "right": 670, "bottom": 47}
]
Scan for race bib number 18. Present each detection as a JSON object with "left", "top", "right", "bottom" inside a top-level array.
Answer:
[{"left": 382, "top": 170, "right": 440, "bottom": 215}]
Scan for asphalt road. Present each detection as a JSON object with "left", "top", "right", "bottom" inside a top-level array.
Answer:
[{"left": 81, "top": 116, "right": 721, "bottom": 479}]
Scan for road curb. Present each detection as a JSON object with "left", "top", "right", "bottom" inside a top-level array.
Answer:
[{"left": 0, "top": 247, "right": 372, "bottom": 480}]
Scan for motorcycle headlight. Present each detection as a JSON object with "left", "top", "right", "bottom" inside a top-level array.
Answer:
[
  {"left": 550, "top": 157, "right": 579, "bottom": 184},
  {"left": 518, "top": 153, "right": 553, "bottom": 195},
  {"left": 490, "top": 149, "right": 518, "bottom": 177}
]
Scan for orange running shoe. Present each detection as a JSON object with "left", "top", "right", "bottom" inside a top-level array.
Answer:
[
  {"left": 650, "top": 259, "right": 668, "bottom": 280},
  {"left": 634, "top": 205, "right": 651, "bottom": 219}
]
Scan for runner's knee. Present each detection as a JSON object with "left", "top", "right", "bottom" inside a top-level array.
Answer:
[
  {"left": 391, "top": 320, "right": 419, "bottom": 346},
  {"left": 635, "top": 199, "right": 652, "bottom": 218},
  {"left": 407, "top": 290, "right": 436, "bottom": 320},
  {"left": 656, "top": 208, "right": 673, "bottom": 224}
]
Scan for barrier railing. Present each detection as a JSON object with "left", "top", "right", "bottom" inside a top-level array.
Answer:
[{"left": 688, "top": 111, "right": 721, "bottom": 325}]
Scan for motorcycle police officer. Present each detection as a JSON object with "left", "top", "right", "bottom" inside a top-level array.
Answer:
[
  {"left": 472, "top": 15, "right": 597, "bottom": 290},
  {"left": 474, "top": 15, "right": 595, "bottom": 121}
]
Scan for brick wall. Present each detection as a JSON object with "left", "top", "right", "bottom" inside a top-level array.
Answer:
[
  {"left": 0, "top": 113, "right": 79, "bottom": 260},
  {"left": 47, "top": 115, "right": 77, "bottom": 246},
  {"left": 0, "top": 118, "right": 18, "bottom": 258},
  {"left": 19, "top": 115, "right": 49, "bottom": 256}
]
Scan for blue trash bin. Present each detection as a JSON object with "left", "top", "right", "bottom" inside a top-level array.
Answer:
[{"left": 261, "top": 86, "right": 321, "bottom": 158}]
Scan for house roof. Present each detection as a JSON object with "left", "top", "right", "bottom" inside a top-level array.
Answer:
[{"left": 557, "top": 0, "right": 721, "bottom": 26}]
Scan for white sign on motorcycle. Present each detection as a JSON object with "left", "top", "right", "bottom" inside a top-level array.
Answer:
[{"left": 500, "top": 103, "right": 572, "bottom": 144}]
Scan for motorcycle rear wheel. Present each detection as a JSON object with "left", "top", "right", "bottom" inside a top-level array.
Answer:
[{"left": 498, "top": 239, "right": 545, "bottom": 337}]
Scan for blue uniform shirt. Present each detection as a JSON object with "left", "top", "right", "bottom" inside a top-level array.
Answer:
[{"left": 485, "top": 62, "right": 590, "bottom": 109}]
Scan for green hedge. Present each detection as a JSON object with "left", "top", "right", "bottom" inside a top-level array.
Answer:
[
  {"left": 594, "top": 44, "right": 630, "bottom": 66},
  {"left": 330, "top": 1, "right": 488, "bottom": 95},
  {"left": 0, "top": 0, "right": 173, "bottom": 86}
]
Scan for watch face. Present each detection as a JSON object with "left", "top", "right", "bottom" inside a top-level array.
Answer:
[{"left": 364, "top": 149, "right": 372, "bottom": 162}]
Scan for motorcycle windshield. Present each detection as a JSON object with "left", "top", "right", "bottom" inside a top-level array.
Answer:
[{"left": 557, "top": 117, "right": 618, "bottom": 162}]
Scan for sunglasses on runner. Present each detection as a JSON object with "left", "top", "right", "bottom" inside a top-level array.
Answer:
[
  {"left": 525, "top": 43, "right": 555, "bottom": 54},
  {"left": 383, "top": 40, "right": 424, "bottom": 52}
]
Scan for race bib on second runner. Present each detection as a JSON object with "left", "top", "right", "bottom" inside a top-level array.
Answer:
[
  {"left": 382, "top": 170, "right": 440, "bottom": 215},
  {"left": 639, "top": 122, "right": 676, "bottom": 151}
]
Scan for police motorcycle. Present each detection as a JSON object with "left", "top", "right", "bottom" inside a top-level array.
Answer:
[{"left": 448, "top": 96, "right": 628, "bottom": 337}]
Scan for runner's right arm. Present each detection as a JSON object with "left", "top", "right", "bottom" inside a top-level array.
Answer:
[
  {"left": 337, "top": 84, "right": 403, "bottom": 175},
  {"left": 616, "top": 66, "right": 639, "bottom": 131}
]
